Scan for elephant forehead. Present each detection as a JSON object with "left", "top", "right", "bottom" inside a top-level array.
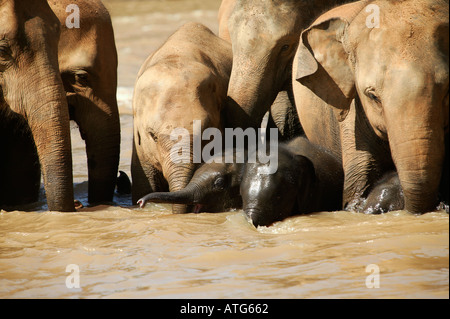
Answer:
[
  {"left": 231, "top": 1, "right": 301, "bottom": 37},
  {"left": 237, "top": 0, "right": 302, "bottom": 16},
  {"left": 351, "top": 2, "right": 448, "bottom": 75},
  {"left": 58, "top": 44, "right": 96, "bottom": 71},
  {"left": 0, "top": 2, "right": 19, "bottom": 38},
  {"left": 246, "top": 176, "right": 269, "bottom": 197},
  {"left": 244, "top": 166, "right": 273, "bottom": 194},
  {"left": 374, "top": 0, "right": 447, "bottom": 50},
  {"left": 1, "top": 3, "right": 59, "bottom": 51}
]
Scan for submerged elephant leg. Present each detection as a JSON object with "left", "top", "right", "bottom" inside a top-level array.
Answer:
[
  {"left": 438, "top": 133, "right": 449, "bottom": 208},
  {"left": 67, "top": 92, "right": 120, "bottom": 205},
  {"left": 0, "top": 114, "right": 41, "bottom": 208},
  {"left": 131, "top": 147, "right": 168, "bottom": 205},
  {"left": 116, "top": 171, "right": 132, "bottom": 195}
]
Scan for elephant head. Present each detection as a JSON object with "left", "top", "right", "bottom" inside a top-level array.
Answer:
[
  {"left": 225, "top": 0, "right": 353, "bottom": 129},
  {"left": 138, "top": 156, "right": 244, "bottom": 213},
  {"left": 132, "top": 72, "right": 228, "bottom": 213},
  {"left": 295, "top": 0, "right": 449, "bottom": 213},
  {"left": 240, "top": 144, "right": 315, "bottom": 227},
  {"left": 0, "top": 0, "right": 74, "bottom": 211},
  {"left": 362, "top": 171, "right": 404, "bottom": 214}
]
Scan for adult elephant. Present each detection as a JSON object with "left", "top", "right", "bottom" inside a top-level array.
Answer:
[
  {"left": 0, "top": 0, "right": 74, "bottom": 211},
  {"left": 293, "top": 0, "right": 449, "bottom": 213},
  {"left": 49, "top": 0, "right": 121, "bottom": 204},
  {"left": 223, "top": 0, "right": 355, "bottom": 132}
]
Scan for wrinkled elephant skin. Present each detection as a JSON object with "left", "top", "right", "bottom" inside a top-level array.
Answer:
[
  {"left": 131, "top": 23, "right": 232, "bottom": 214},
  {"left": 293, "top": 0, "right": 449, "bottom": 213},
  {"left": 0, "top": 0, "right": 74, "bottom": 211},
  {"left": 49, "top": 0, "right": 121, "bottom": 205}
]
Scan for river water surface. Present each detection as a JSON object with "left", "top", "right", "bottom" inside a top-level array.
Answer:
[{"left": 0, "top": 0, "right": 448, "bottom": 299}]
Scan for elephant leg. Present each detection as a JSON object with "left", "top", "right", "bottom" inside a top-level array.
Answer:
[
  {"left": 267, "top": 90, "right": 303, "bottom": 142},
  {"left": 438, "top": 133, "right": 449, "bottom": 209},
  {"left": 67, "top": 91, "right": 120, "bottom": 205},
  {"left": 131, "top": 145, "right": 168, "bottom": 205},
  {"left": 0, "top": 115, "right": 41, "bottom": 208}
]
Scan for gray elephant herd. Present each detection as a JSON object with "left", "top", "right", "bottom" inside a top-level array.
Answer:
[{"left": 0, "top": 0, "right": 448, "bottom": 227}]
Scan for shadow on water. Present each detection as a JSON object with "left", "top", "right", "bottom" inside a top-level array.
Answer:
[{"left": 1, "top": 181, "right": 133, "bottom": 213}]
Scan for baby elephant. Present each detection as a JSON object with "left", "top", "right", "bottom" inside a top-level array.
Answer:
[
  {"left": 362, "top": 171, "right": 404, "bottom": 214},
  {"left": 139, "top": 137, "right": 344, "bottom": 227},
  {"left": 131, "top": 22, "right": 232, "bottom": 213},
  {"left": 241, "top": 137, "right": 344, "bottom": 227}
]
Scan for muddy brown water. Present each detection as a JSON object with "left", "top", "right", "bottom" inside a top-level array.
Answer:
[{"left": 0, "top": 0, "right": 448, "bottom": 299}]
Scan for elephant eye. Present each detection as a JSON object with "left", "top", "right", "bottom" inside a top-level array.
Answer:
[
  {"left": 364, "top": 87, "right": 381, "bottom": 104},
  {"left": 214, "top": 177, "right": 225, "bottom": 190},
  {"left": 280, "top": 44, "right": 290, "bottom": 53},
  {"left": 0, "top": 43, "right": 12, "bottom": 63},
  {"left": 0, "top": 47, "right": 7, "bottom": 57},
  {"left": 74, "top": 70, "right": 89, "bottom": 85}
]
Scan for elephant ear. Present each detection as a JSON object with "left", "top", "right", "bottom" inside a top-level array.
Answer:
[{"left": 295, "top": 0, "right": 369, "bottom": 122}]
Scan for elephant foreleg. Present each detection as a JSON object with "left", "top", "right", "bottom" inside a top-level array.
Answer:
[
  {"left": 131, "top": 144, "right": 168, "bottom": 205},
  {"left": 438, "top": 133, "right": 449, "bottom": 208},
  {"left": 68, "top": 90, "right": 121, "bottom": 204},
  {"left": 0, "top": 114, "right": 41, "bottom": 208}
]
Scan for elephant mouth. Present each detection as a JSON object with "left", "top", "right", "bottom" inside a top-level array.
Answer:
[
  {"left": 244, "top": 207, "right": 267, "bottom": 226},
  {"left": 244, "top": 206, "right": 287, "bottom": 227},
  {"left": 193, "top": 204, "right": 204, "bottom": 214}
]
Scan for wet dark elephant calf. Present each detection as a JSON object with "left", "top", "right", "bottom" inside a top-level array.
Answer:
[{"left": 139, "top": 137, "right": 344, "bottom": 227}]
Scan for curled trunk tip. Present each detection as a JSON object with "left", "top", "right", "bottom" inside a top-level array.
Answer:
[{"left": 138, "top": 189, "right": 195, "bottom": 208}]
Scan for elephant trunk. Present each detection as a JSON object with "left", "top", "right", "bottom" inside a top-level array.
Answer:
[
  {"left": 138, "top": 186, "right": 197, "bottom": 208},
  {"left": 226, "top": 56, "right": 284, "bottom": 129},
  {"left": 386, "top": 91, "right": 446, "bottom": 214},
  {"left": 391, "top": 130, "right": 444, "bottom": 213},
  {"left": 160, "top": 137, "right": 197, "bottom": 214},
  {"left": 26, "top": 73, "right": 75, "bottom": 212}
]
